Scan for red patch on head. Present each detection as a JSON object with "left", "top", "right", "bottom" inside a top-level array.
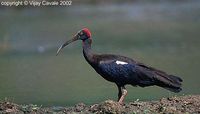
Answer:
[{"left": 82, "top": 28, "right": 91, "bottom": 38}]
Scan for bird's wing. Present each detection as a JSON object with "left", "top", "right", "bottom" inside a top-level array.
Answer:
[
  {"left": 96, "top": 54, "right": 182, "bottom": 92},
  {"left": 98, "top": 58, "right": 138, "bottom": 85},
  {"left": 136, "top": 62, "right": 182, "bottom": 82},
  {"left": 97, "top": 55, "right": 157, "bottom": 86},
  {"left": 136, "top": 62, "right": 182, "bottom": 92},
  {"left": 137, "top": 62, "right": 167, "bottom": 75}
]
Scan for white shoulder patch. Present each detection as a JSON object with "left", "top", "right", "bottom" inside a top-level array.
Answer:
[{"left": 116, "top": 60, "right": 128, "bottom": 65}]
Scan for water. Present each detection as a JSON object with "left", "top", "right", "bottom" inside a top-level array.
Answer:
[{"left": 0, "top": 1, "right": 200, "bottom": 106}]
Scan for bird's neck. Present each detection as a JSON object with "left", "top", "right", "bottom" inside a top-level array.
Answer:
[{"left": 82, "top": 38, "right": 95, "bottom": 64}]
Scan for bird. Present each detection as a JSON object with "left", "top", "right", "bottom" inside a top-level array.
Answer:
[{"left": 56, "top": 28, "right": 183, "bottom": 104}]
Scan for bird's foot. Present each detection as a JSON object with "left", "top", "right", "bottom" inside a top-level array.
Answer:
[
  {"left": 118, "top": 101, "right": 125, "bottom": 105},
  {"left": 118, "top": 89, "right": 127, "bottom": 105}
]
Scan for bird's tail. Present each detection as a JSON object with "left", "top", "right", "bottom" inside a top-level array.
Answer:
[{"left": 154, "top": 71, "right": 183, "bottom": 93}]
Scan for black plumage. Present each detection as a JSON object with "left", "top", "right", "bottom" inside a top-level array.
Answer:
[{"left": 57, "top": 28, "right": 183, "bottom": 104}]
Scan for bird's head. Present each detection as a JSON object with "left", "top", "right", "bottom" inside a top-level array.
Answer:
[{"left": 56, "top": 28, "right": 91, "bottom": 55}]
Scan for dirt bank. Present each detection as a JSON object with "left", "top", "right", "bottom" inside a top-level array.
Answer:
[{"left": 0, "top": 95, "right": 200, "bottom": 114}]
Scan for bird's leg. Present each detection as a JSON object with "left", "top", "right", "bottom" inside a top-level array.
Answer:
[
  {"left": 118, "top": 86, "right": 127, "bottom": 104},
  {"left": 117, "top": 85, "right": 122, "bottom": 101}
]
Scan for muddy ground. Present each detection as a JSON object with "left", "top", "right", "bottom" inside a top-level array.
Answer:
[{"left": 0, "top": 95, "right": 200, "bottom": 114}]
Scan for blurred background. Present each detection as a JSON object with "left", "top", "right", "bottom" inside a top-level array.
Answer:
[{"left": 0, "top": 0, "right": 200, "bottom": 106}]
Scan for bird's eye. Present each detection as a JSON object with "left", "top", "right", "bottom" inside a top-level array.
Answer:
[
  {"left": 79, "top": 31, "right": 84, "bottom": 35},
  {"left": 77, "top": 32, "right": 83, "bottom": 39},
  {"left": 77, "top": 31, "right": 88, "bottom": 40}
]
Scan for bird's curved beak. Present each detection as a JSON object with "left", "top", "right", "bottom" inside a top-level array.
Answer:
[{"left": 56, "top": 35, "right": 79, "bottom": 55}]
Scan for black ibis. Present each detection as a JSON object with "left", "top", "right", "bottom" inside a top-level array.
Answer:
[{"left": 56, "top": 28, "right": 183, "bottom": 104}]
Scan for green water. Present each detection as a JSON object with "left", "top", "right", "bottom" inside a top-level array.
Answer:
[{"left": 0, "top": 2, "right": 200, "bottom": 106}]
